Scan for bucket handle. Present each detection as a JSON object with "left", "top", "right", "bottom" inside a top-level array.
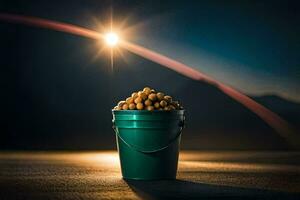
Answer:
[{"left": 112, "top": 119, "right": 185, "bottom": 154}]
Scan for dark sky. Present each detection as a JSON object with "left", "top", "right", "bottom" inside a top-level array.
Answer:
[
  {"left": 126, "top": 0, "right": 300, "bottom": 101},
  {"left": 1, "top": 0, "right": 299, "bottom": 150},
  {"left": 1, "top": 0, "right": 300, "bottom": 100}
]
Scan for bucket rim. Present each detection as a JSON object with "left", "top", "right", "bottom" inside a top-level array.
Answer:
[{"left": 112, "top": 109, "right": 185, "bottom": 113}]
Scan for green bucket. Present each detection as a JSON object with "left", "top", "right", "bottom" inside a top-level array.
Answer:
[{"left": 112, "top": 110, "right": 185, "bottom": 180}]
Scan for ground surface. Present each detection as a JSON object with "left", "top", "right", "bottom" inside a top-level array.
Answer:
[{"left": 0, "top": 151, "right": 299, "bottom": 200}]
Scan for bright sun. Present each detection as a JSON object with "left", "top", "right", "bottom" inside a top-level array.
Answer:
[{"left": 104, "top": 32, "right": 119, "bottom": 47}]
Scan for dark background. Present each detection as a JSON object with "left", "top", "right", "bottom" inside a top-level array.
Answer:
[{"left": 1, "top": 0, "right": 300, "bottom": 150}]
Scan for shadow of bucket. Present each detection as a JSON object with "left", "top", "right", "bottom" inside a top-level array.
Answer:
[{"left": 112, "top": 110, "right": 185, "bottom": 180}]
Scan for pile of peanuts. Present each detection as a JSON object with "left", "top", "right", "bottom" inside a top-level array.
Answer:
[{"left": 113, "top": 87, "right": 183, "bottom": 111}]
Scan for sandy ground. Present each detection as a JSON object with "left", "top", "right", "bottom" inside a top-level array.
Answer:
[{"left": 0, "top": 151, "right": 299, "bottom": 200}]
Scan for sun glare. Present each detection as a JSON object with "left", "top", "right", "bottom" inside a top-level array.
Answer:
[{"left": 105, "top": 32, "right": 119, "bottom": 47}]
